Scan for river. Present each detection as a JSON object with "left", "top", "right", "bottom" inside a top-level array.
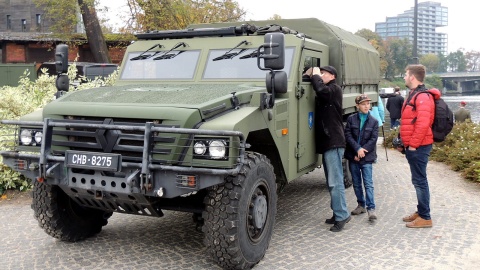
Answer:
[
  {"left": 443, "top": 95, "right": 480, "bottom": 123},
  {"left": 380, "top": 94, "right": 480, "bottom": 129}
]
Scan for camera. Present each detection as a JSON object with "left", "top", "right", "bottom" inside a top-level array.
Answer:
[{"left": 392, "top": 137, "right": 405, "bottom": 154}]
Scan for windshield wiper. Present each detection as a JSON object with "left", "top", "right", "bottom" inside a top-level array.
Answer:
[
  {"left": 239, "top": 50, "right": 258, "bottom": 59},
  {"left": 153, "top": 42, "right": 187, "bottom": 60},
  {"left": 154, "top": 51, "right": 186, "bottom": 60},
  {"left": 213, "top": 40, "right": 250, "bottom": 61},
  {"left": 130, "top": 44, "right": 164, "bottom": 61}
]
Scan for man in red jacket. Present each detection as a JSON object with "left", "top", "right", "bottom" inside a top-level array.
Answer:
[{"left": 399, "top": 64, "right": 440, "bottom": 228}]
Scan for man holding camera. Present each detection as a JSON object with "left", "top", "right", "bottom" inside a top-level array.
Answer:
[
  {"left": 398, "top": 64, "right": 440, "bottom": 228},
  {"left": 304, "top": 66, "right": 350, "bottom": 232}
]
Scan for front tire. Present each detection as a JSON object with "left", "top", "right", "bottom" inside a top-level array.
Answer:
[
  {"left": 203, "top": 152, "right": 277, "bottom": 269},
  {"left": 31, "top": 180, "right": 112, "bottom": 242}
]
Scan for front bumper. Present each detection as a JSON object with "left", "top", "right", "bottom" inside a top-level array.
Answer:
[{"left": 1, "top": 119, "right": 246, "bottom": 200}]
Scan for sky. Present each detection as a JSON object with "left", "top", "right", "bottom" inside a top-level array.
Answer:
[{"left": 98, "top": 0, "right": 478, "bottom": 53}]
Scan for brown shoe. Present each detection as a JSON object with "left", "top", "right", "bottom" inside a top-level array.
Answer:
[
  {"left": 406, "top": 217, "right": 433, "bottom": 228},
  {"left": 402, "top": 212, "right": 419, "bottom": 222}
]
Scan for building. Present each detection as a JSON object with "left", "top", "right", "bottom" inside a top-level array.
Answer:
[
  {"left": 0, "top": 0, "right": 126, "bottom": 65},
  {"left": 375, "top": 1, "right": 448, "bottom": 56}
]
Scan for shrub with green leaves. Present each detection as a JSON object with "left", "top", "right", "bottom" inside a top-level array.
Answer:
[
  {"left": 0, "top": 65, "right": 119, "bottom": 194},
  {"left": 430, "top": 120, "right": 480, "bottom": 182}
]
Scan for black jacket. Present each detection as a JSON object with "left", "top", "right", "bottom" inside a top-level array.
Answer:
[
  {"left": 386, "top": 94, "right": 404, "bottom": 119},
  {"left": 344, "top": 113, "right": 379, "bottom": 164},
  {"left": 311, "top": 75, "right": 346, "bottom": 154}
]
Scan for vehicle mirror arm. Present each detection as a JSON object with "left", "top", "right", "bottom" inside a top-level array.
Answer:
[{"left": 256, "top": 46, "right": 275, "bottom": 109}]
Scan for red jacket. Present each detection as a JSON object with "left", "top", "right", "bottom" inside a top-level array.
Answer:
[{"left": 400, "top": 86, "right": 440, "bottom": 148}]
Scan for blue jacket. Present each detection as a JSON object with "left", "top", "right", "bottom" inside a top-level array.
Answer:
[
  {"left": 344, "top": 112, "right": 379, "bottom": 164},
  {"left": 370, "top": 96, "right": 385, "bottom": 127}
]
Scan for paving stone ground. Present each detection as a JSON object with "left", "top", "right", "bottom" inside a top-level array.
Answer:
[{"left": 1, "top": 144, "right": 480, "bottom": 270}]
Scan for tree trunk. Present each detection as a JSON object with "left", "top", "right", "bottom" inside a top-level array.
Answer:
[{"left": 78, "top": 0, "right": 111, "bottom": 63}]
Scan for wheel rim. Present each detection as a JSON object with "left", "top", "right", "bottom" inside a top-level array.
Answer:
[{"left": 248, "top": 181, "right": 269, "bottom": 242}]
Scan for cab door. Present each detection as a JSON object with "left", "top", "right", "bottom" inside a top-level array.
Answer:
[{"left": 296, "top": 54, "right": 321, "bottom": 172}]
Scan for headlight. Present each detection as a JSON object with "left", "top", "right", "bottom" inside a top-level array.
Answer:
[
  {"left": 193, "top": 141, "right": 207, "bottom": 155},
  {"left": 209, "top": 140, "right": 226, "bottom": 159},
  {"left": 193, "top": 138, "right": 229, "bottom": 160},
  {"left": 34, "top": 131, "right": 43, "bottom": 144},
  {"left": 19, "top": 128, "right": 43, "bottom": 146},
  {"left": 20, "top": 129, "right": 33, "bottom": 145}
]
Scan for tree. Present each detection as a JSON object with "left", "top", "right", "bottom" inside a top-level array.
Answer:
[
  {"left": 437, "top": 52, "right": 448, "bottom": 73},
  {"left": 78, "top": 0, "right": 111, "bottom": 63},
  {"left": 465, "top": 50, "right": 480, "bottom": 72},
  {"left": 447, "top": 50, "right": 467, "bottom": 72},
  {"left": 425, "top": 74, "right": 443, "bottom": 89},
  {"left": 388, "top": 38, "right": 412, "bottom": 77},
  {"left": 122, "top": 0, "right": 246, "bottom": 33},
  {"left": 34, "top": 0, "right": 110, "bottom": 63},
  {"left": 268, "top": 14, "right": 282, "bottom": 20},
  {"left": 420, "top": 54, "right": 440, "bottom": 73}
]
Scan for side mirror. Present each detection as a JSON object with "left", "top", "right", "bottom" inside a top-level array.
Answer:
[
  {"left": 266, "top": 71, "right": 287, "bottom": 94},
  {"left": 55, "top": 44, "right": 69, "bottom": 74},
  {"left": 261, "top": 33, "right": 285, "bottom": 70}
]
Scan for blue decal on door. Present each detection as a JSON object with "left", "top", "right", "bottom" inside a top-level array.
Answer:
[{"left": 308, "top": 112, "right": 314, "bottom": 129}]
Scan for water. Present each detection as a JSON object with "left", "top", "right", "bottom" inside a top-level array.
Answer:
[
  {"left": 443, "top": 95, "right": 480, "bottom": 123},
  {"left": 380, "top": 95, "right": 480, "bottom": 129}
]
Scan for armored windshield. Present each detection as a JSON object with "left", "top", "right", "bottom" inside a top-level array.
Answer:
[
  {"left": 203, "top": 47, "right": 295, "bottom": 79},
  {"left": 121, "top": 50, "right": 200, "bottom": 80}
]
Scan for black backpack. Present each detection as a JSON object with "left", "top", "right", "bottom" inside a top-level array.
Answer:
[{"left": 412, "top": 89, "right": 454, "bottom": 142}]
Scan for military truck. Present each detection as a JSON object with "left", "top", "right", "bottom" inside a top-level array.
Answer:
[{"left": 0, "top": 18, "right": 379, "bottom": 269}]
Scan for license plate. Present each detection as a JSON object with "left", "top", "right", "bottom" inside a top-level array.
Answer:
[{"left": 65, "top": 151, "right": 122, "bottom": 171}]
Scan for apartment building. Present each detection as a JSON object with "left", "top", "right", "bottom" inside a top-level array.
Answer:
[{"left": 375, "top": 1, "right": 448, "bottom": 56}]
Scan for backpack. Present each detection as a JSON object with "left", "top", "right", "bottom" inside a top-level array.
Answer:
[{"left": 412, "top": 89, "right": 454, "bottom": 142}]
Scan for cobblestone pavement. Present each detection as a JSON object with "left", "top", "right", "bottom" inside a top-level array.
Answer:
[{"left": 1, "top": 147, "right": 480, "bottom": 270}]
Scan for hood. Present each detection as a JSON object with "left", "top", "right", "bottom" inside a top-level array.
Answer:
[
  {"left": 43, "top": 84, "right": 264, "bottom": 124},
  {"left": 57, "top": 84, "right": 263, "bottom": 106},
  {"left": 426, "top": 88, "right": 442, "bottom": 100}
]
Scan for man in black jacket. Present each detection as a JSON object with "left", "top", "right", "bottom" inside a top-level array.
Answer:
[
  {"left": 386, "top": 87, "right": 404, "bottom": 129},
  {"left": 304, "top": 65, "right": 350, "bottom": 232}
]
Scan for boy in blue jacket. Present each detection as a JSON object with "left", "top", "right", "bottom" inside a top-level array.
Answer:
[{"left": 344, "top": 94, "right": 379, "bottom": 221}]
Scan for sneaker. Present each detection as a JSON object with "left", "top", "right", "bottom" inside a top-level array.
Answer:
[
  {"left": 368, "top": 209, "right": 377, "bottom": 220},
  {"left": 402, "top": 212, "right": 419, "bottom": 222},
  {"left": 351, "top": 205, "right": 366, "bottom": 215},
  {"left": 325, "top": 214, "right": 335, "bottom": 224},
  {"left": 406, "top": 217, "right": 433, "bottom": 228},
  {"left": 330, "top": 216, "right": 351, "bottom": 232}
]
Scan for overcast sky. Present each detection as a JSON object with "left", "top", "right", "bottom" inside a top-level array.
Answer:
[{"left": 99, "top": 0, "right": 478, "bottom": 53}]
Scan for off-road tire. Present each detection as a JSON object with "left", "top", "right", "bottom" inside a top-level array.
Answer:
[
  {"left": 203, "top": 152, "right": 277, "bottom": 269},
  {"left": 31, "top": 180, "right": 112, "bottom": 242}
]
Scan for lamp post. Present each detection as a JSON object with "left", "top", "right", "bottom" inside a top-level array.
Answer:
[{"left": 412, "top": 0, "right": 419, "bottom": 64}]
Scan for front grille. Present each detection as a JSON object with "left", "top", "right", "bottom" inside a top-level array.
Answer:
[{"left": 52, "top": 117, "right": 182, "bottom": 164}]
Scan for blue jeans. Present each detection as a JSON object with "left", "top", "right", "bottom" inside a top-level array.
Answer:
[
  {"left": 390, "top": 118, "right": 400, "bottom": 129},
  {"left": 405, "top": 144, "right": 433, "bottom": 220},
  {"left": 349, "top": 162, "right": 375, "bottom": 210},
  {"left": 322, "top": 148, "right": 349, "bottom": 221}
]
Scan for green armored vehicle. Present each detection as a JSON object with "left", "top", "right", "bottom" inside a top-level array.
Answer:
[{"left": 1, "top": 18, "right": 379, "bottom": 269}]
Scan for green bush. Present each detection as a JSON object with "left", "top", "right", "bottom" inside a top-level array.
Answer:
[
  {"left": 0, "top": 66, "right": 119, "bottom": 194},
  {"left": 430, "top": 120, "right": 480, "bottom": 182}
]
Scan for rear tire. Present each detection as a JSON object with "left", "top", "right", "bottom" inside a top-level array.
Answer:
[
  {"left": 203, "top": 152, "right": 277, "bottom": 269},
  {"left": 31, "top": 181, "right": 112, "bottom": 242}
]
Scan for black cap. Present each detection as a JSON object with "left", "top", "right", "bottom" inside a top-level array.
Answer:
[{"left": 320, "top": 65, "right": 337, "bottom": 78}]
